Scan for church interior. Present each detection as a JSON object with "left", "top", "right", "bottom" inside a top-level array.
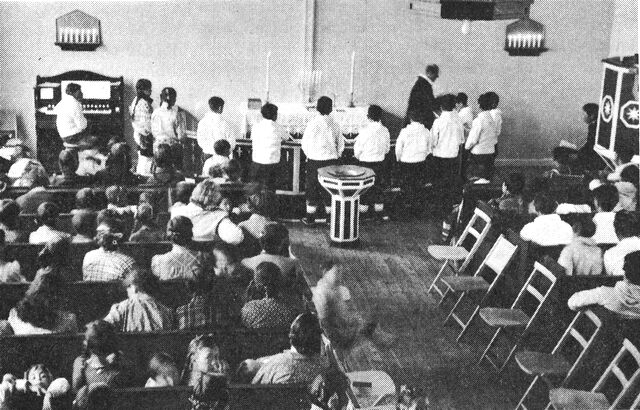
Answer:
[{"left": 0, "top": 0, "right": 638, "bottom": 409}]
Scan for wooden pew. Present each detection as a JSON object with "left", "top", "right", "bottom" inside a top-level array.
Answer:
[
  {"left": 0, "top": 328, "right": 291, "bottom": 382},
  {"left": 5, "top": 242, "right": 173, "bottom": 281},
  {"left": 111, "top": 384, "right": 310, "bottom": 410},
  {"left": 17, "top": 212, "right": 172, "bottom": 235}
]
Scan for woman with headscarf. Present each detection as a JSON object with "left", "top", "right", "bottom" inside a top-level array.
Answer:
[{"left": 172, "top": 179, "right": 244, "bottom": 244}]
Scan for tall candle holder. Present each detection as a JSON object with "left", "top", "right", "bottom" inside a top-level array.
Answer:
[{"left": 55, "top": 10, "right": 101, "bottom": 51}]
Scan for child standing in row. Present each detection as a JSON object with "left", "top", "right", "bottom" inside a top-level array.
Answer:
[
  {"left": 129, "top": 79, "right": 154, "bottom": 176},
  {"left": 465, "top": 93, "right": 498, "bottom": 181},
  {"left": 151, "top": 87, "right": 186, "bottom": 171}
]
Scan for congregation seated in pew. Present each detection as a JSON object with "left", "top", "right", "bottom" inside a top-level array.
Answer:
[
  {"left": 557, "top": 215, "right": 604, "bottom": 276},
  {"left": 151, "top": 216, "right": 203, "bottom": 281},
  {"left": 591, "top": 184, "right": 620, "bottom": 244},
  {"left": 71, "top": 211, "right": 96, "bottom": 244},
  {"left": 0, "top": 230, "right": 24, "bottom": 283},
  {"left": 519, "top": 192, "right": 573, "bottom": 246},
  {"left": 0, "top": 199, "right": 26, "bottom": 243},
  {"left": 603, "top": 211, "right": 640, "bottom": 276},
  {"left": 29, "top": 202, "right": 71, "bottom": 245},
  {"left": 82, "top": 217, "right": 136, "bottom": 282}
]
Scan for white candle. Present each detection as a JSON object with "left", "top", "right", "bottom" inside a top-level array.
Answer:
[
  {"left": 508, "top": 35, "right": 512, "bottom": 48},
  {"left": 349, "top": 51, "right": 355, "bottom": 94},
  {"left": 265, "top": 51, "right": 271, "bottom": 98},
  {"left": 93, "top": 28, "right": 98, "bottom": 43}
]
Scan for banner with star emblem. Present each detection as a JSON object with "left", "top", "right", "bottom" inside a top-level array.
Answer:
[{"left": 595, "top": 60, "right": 640, "bottom": 161}]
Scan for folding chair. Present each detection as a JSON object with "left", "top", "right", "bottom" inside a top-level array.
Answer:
[
  {"left": 478, "top": 261, "right": 560, "bottom": 373},
  {"left": 631, "top": 391, "right": 640, "bottom": 410},
  {"left": 427, "top": 207, "right": 492, "bottom": 302},
  {"left": 440, "top": 234, "right": 518, "bottom": 342},
  {"left": 549, "top": 338, "right": 640, "bottom": 410},
  {"left": 514, "top": 309, "right": 604, "bottom": 410}
]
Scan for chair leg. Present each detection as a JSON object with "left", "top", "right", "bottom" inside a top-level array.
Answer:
[
  {"left": 428, "top": 261, "right": 451, "bottom": 300},
  {"left": 438, "top": 286, "right": 453, "bottom": 306},
  {"left": 515, "top": 375, "right": 540, "bottom": 410},
  {"left": 444, "top": 292, "right": 466, "bottom": 325},
  {"left": 456, "top": 305, "right": 480, "bottom": 343},
  {"left": 478, "top": 327, "right": 502, "bottom": 367},
  {"left": 498, "top": 342, "right": 520, "bottom": 374}
]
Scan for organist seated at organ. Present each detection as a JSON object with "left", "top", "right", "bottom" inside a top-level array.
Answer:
[{"left": 54, "top": 83, "right": 88, "bottom": 149}]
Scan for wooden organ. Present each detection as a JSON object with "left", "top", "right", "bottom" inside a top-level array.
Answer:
[{"left": 34, "top": 70, "right": 124, "bottom": 172}]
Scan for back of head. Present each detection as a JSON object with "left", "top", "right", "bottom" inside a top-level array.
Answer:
[
  {"left": 208, "top": 96, "right": 224, "bottom": 113},
  {"left": 37, "top": 202, "right": 59, "bottom": 227},
  {"left": 247, "top": 189, "right": 276, "bottom": 216},
  {"left": 175, "top": 181, "right": 195, "bottom": 204},
  {"left": 84, "top": 320, "right": 119, "bottom": 357},
  {"left": 0, "top": 199, "right": 20, "bottom": 229},
  {"left": 190, "top": 179, "right": 223, "bottom": 210},
  {"left": 21, "top": 160, "right": 49, "bottom": 188},
  {"left": 618, "top": 146, "right": 635, "bottom": 164},
  {"left": 65, "top": 83, "right": 81, "bottom": 96},
  {"left": 105, "top": 185, "right": 125, "bottom": 206},
  {"left": 106, "top": 143, "right": 132, "bottom": 171},
  {"left": 289, "top": 313, "right": 322, "bottom": 356},
  {"left": 254, "top": 261, "right": 282, "bottom": 297},
  {"left": 486, "top": 91, "right": 499, "bottom": 108},
  {"left": 367, "top": 105, "right": 383, "bottom": 122},
  {"left": 136, "top": 203, "right": 155, "bottom": 225},
  {"left": 260, "top": 103, "right": 278, "bottom": 121},
  {"left": 572, "top": 214, "right": 596, "bottom": 238},
  {"left": 439, "top": 94, "right": 456, "bottom": 112},
  {"left": 533, "top": 193, "right": 557, "bottom": 215},
  {"left": 96, "top": 217, "right": 125, "bottom": 251},
  {"left": 620, "top": 164, "right": 639, "bottom": 188},
  {"left": 582, "top": 102, "right": 599, "bottom": 118},
  {"left": 167, "top": 216, "right": 193, "bottom": 246},
  {"left": 592, "top": 184, "right": 619, "bottom": 211},
  {"left": 456, "top": 92, "right": 468, "bottom": 106},
  {"left": 425, "top": 64, "right": 439, "bottom": 78},
  {"left": 58, "top": 149, "right": 78, "bottom": 174},
  {"left": 148, "top": 352, "right": 179, "bottom": 382},
  {"left": 478, "top": 93, "right": 493, "bottom": 111},
  {"left": 317, "top": 96, "right": 333, "bottom": 115},
  {"left": 222, "top": 159, "right": 242, "bottom": 181},
  {"left": 553, "top": 147, "right": 577, "bottom": 166},
  {"left": 72, "top": 211, "right": 97, "bottom": 238},
  {"left": 407, "top": 109, "right": 424, "bottom": 124},
  {"left": 76, "top": 188, "right": 95, "bottom": 210},
  {"left": 624, "top": 251, "right": 640, "bottom": 285},
  {"left": 38, "top": 237, "right": 71, "bottom": 269},
  {"left": 614, "top": 211, "right": 640, "bottom": 239},
  {"left": 213, "top": 139, "right": 231, "bottom": 157},
  {"left": 505, "top": 173, "right": 525, "bottom": 195},
  {"left": 259, "top": 223, "right": 289, "bottom": 254},
  {"left": 136, "top": 78, "right": 152, "bottom": 95},
  {"left": 160, "top": 87, "right": 177, "bottom": 108},
  {"left": 154, "top": 144, "right": 174, "bottom": 169},
  {"left": 123, "top": 267, "right": 156, "bottom": 295}
]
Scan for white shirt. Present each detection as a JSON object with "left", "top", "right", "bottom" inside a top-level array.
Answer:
[
  {"left": 604, "top": 236, "right": 640, "bottom": 276},
  {"left": 395, "top": 122, "right": 432, "bottom": 163},
  {"left": 196, "top": 112, "right": 235, "bottom": 155},
  {"left": 202, "top": 154, "right": 229, "bottom": 177},
  {"left": 151, "top": 103, "right": 186, "bottom": 146},
  {"left": 172, "top": 202, "right": 244, "bottom": 244},
  {"left": 353, "top": 122, "right": 390, "bottom": 163},
  {"left": 490, "top": 108, "right": 503, "bottom": 137},
  {"left": 54, "top": 94, "right": 87, "bottom": 138},
  {"left": 458, "top": 106, "right": 473, "bottom": 133},
  {"left": 251, "top": 119, "right": 290, "bottom": 164},
  {"left": 301, "top": 115, "right": 344, "bottom": 161},
  {"left": 592, "top": 212, "right": 619, "bottom": 244},
  {"left": 568, "top": 281, "right": 640, "bottom": 319},
  {"left": 431, "top": 111, "right": 464, "bottom": 159},
  {"left": 465, "top": 111, "right": 498, "bottom": 155},
  {"left": 29, "top": 225, "right": 71, "bottom": 244},
  {"left": 520, "top": 214, "right": 574, "bottom": 246}
]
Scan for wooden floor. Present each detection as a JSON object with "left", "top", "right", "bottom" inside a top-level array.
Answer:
[{"left": 289, "top": 217, "right": 524, "bottom": 409}]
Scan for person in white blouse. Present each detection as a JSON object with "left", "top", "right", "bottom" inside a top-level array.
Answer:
[
  {"left": 196, "top": 96, "right": 235, "bottom": 160},
  {"left": 129, "top": 79, "right": 154, "bottom": 176},
  {"left": 151, "top": 87, "right": 186, "bottom": 170},
  {"left": 431, "top": 94, "right": 465, "bottom": 217},
  {"left": 465, "top": 93, "right": 498, "bottom": 180},
  {"left": 250, "top": 103, "right": 291, "bottom": 191},
  {"left": 395, "top": 110, "right": 433, "bottom": 211},
  {"left": 300, "top": 96, "right": 344, "bottom": 225},
  {"left": 54, "top": 83, "right": 88, "bottom": 148},
  {"left": 353, "top": 105, "right": 390, "bottom": 219}
]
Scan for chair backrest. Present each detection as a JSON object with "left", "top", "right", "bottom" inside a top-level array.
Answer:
[
  {"left": 511, "top": 261, "right": 559, "bottom": 323},
  {"left": 322, "top": 335, "right": 361, "bottom": 408},
  {"left": 552, "top": 309, "right": 604, "bottom": 384},
  {"left": 472, "top": 234, "right": 518, "bottom": 294},
  {"left": 592, "top": 338, "right": 640, "bottom": 408},
  {"left": 455, "top": 207, "right": 492, "bottom": 272}
]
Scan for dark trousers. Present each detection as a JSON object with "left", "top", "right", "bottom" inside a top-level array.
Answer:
[
  {"left": 171, "top": 143, "right": 184, "bottom": 171},
  {"left": 432, "top": 156, "right": 459, "bottom": 217},
  {"left": 471, "top": 153, "right": 495, "bottom": 180},
  {"left": 399, "top": 161, "right": 425, "bottom": 208},
  {"left": 251, "top": 162, "right": 279, "bottom": 191},
  {"left": 305, "top": 159, "right": 337, "bottom": 211},
  {"left": 358, "top": 161, "right": 384, "bottom": 208}
]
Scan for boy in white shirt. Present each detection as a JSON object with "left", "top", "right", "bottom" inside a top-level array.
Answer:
[
  {"left": 591, "top": 184, "right": 620, "bottom": 244},
  {"left": 250, "top": 103, "right": 291, "bottom": 191},
  {"left": 54, "top": 83, "right": 88, "bottom": 149},
  {"left": 604, "top": 211, "right": 640, "bottom": 276},
  {"left": 151, "top": 87, "right": 186, "bottom": 170},
  {"left": 395, "top": 110, "right": 432, "bottom": 211},
  {"left": 431, "top": 94, "right": 465, "bottom": 217},
  {"left": 353, "top": 105, "right": 390, "bottom": 219},
  {"left": 202, "top": 140, "right": 231, "bottom": 177},
  {"left": 196, "top": 96, "right": 235, "bottom": 160},
  {"left": 465, "top": 93, "right": 498, "bottom": 181},
  {"left": 301, "top": 97, "right": 344, "bottom": 225},
  {"left": 520, "top": 193, "right": 573, "bottom": 246},
  {"left": 455, "top": 93, "right": 473, "bottom": 134}
]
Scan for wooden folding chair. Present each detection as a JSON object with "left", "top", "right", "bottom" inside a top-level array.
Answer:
[
  {"left": 427, "top": 207, "right": 492, "bottom": 302},
  {"left": 630, "top": 390, "right": 640, "bottom": 410},
  {"left": 514, "top": 309, "right": 604, "bottom": 410},
  {"left": 549, "top": 338, "right": 640, "bottom": 410},
  {"left": 440, "top": 234, "right": 519, "bottom": 342},
  {"left": 477, "top": 261, "right": 560, "bottom": 373}
]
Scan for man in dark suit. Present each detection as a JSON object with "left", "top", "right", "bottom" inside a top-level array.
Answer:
[{"left": 406, "top": 64, "right": 439, "bottom": 129}]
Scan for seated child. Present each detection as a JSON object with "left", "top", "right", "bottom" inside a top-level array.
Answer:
[
  {"left": 202, "top": 139, "right": 232, "bottom": 177},
  {"left": 488, "top": 172, "right": 526, "bottom": 214},
  {"left": 105, "top": 185, "right": 137, "bottom": 216},
  {"left": 238, "top": 190, "right": 276, "bottom": 242},
  {"left": 569, "top": 251, "right": 640, "bottom": 318},
  {"left": 10, "top": 364, "right": 54, "bottom": 409},
  {"left": 71, "top": 188, "right": 97, "bottom": 214},
  {"left": 71, "top": 211, "right": 97, "bottom": 244},
  {"left": 50, "top": 149, "right": 90, "bottom": 187},
  {"left": 558, "top": 216, "right": 603, "bottom": 276},
  {"left": 129, "top": 203, "right": 164, "bottom": 242},
  {"left": 603, "top": 211, "right": 640, "bottom": 276},
  {"left": 591, "top": 184, "right": 619, "bottom": 244},
  {"left": 29, "top": 202, "right": 71, "bottom": 244},
  {"left": 520, "top": 193, "right": 573, "bottom": 246},
  {"left": 0, "top": 230, "right": 24, "bottom": 283},
  {"left": 170, "top": 181, "right": 195, "bottom": 216},
  {"left": 555, "top": 185, "right": 592, "bottom": 214},
  {"left": 614, "top": 165, "right": 638, "bottom": 211},
  {"left": 145, "top": 352, "right": 180, "bottom": 388}
]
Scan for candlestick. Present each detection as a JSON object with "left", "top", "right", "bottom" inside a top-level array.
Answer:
[
  {"left": 265, "top": 51, "right": 271, "bottom": 102},
  {"left": 349, "top": 52, "right": 355, "bottom": 94}
]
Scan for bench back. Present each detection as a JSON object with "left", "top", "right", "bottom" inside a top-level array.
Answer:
[{"left": 18, "top": 212, "right": 172, "bottom": 235}]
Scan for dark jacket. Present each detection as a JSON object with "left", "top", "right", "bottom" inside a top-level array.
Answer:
[{"left": 406, "top": 76, "right": 436, "bottom": 129}]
